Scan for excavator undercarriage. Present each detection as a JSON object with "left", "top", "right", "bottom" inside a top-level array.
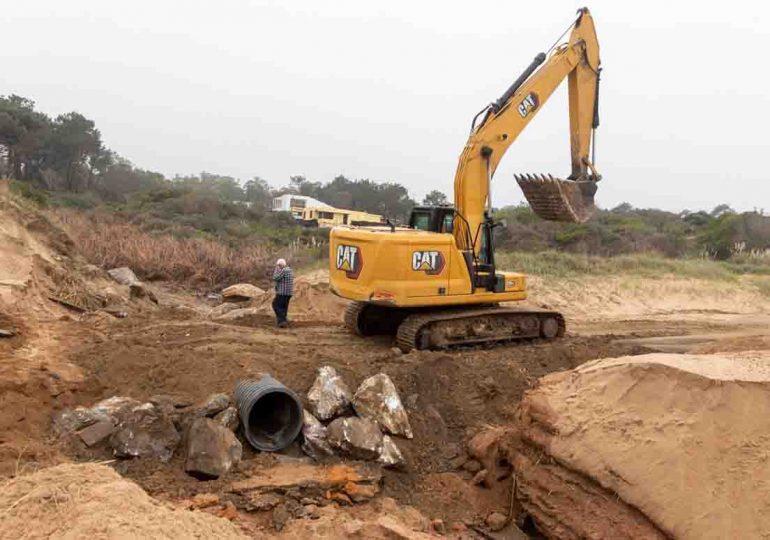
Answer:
[{"left": 345, "top": 302, "right": 565, "bottom": 352}]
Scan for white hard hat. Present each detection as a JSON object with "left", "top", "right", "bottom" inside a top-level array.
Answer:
[{"left": 276, "top": 258, "right": 287, "bottom": 267}]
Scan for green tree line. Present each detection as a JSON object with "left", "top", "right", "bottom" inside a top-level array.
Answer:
[{"left": 3, "top": 94, "right": 767, "bottom": 261}]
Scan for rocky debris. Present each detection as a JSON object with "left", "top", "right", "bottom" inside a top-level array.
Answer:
[
  {"left": 90, "top": 396, "right": 142, "bottom": 418},
  {"left": 307, "top": 366, "right": 352, "bottom": 421},
  {"left": 222, "top": 283, "right": 266, "bottom": 302},
  {"left": 185, "top": 418, "right": 242, "bottom": 479},
  {"left": 0, "top": 328, "right": 15, "bottom": 338},
  {"left": 301, "top": 409, "right": 335, "bottom": 461},
  {"left": 110, "top": 405, "right": 180, "bottom": 462},
  {"left": 149, "top": 394, "right": 193, "bottom": 414},
  {"left": 208, "top": 302, "right": 245, "bottom": 319},
  {"left": 101, "top": 306, "right": 128, "bottom": 318},
  {"left": 273, "top": 503, "right": 292, "bottom": 531},
  {"left": 471, "top": 470, "right": 487, "bottom": 486},
  {"left": 467, "top": 427, "right": 512, "bottom": 486},
  {"left": 327, "top": 417, "right": 382, "bottom": 461},
  {"left": 129, "top": 282, "right": 158, "bottom": 304},
  {"left": 52, "top": 406, "right": 108, "bottom": 435},
  {"left": 430, "top": 519, "right": 446, "bottom": 535},
  {"left": 214, "top": 406, "right": 240, "bottom": 431},
  {"left": 107, "top": 266, "right": 138, "bottom": 285},
  {"left": 213, "top": 306, "right": 261, "bottom": 321},
  {"left": 243, "top": 492, "right": 282, "bottom": 512},
  {"left": 378, "top": 435, "right": 405, "bottom": 468},
  {"left": 229, "top": 462, "right": 382, "bottom": 506},
  {"left": 485, "top": 511, "right": 508, "bottom": 532},
  {"left": 352, "top": 373, "right": 413, "bottom": 439},
  {"left": 197, "top": 393, "right": 231, "bottom": 417},
  {"left": 216, "top": 501, "right": 239, "bottom": 521},
  {"left": 462, "top": 459, "right": 481, "bottom": 474},
  {"left": 191, "top": 493, "right": 221, "bottom": 509},
  {"left": 302, "top": 503, "right": 321, "bottom": 519},
  {"left": 78, "top": 419, "right": 115, "bottom": 446}
]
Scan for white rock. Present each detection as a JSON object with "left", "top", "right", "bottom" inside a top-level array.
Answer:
[
  {"left": 307, "top": 366, "right": 352, "bottom": 421},
  {"left": 107, "top": 267, "right": 139, "bottom": 286},
  {"left": 352, "top": 373, "right": 413, "bottom": 439}
]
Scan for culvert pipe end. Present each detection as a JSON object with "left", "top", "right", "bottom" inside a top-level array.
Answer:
[{"left": 234, "top": 376, "right": 303, "bottom": 452}]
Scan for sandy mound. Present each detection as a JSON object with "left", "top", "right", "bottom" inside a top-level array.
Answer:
[
  {"left": 0, "top": 463, "right": 248, "bottom": 540},
  {"left": 524, "top": 274, "right": 770, "bottom": 323},
  {"left": 509, "top": 350, "right": 770, "bottom": 539}
]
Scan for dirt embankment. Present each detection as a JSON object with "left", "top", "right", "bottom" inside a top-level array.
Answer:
[
  {"left": 3, "top": 179, "right": 770, "bottom": 538},
  {"left": 507, "top": 351, "right": 770, "bottom": 539}
]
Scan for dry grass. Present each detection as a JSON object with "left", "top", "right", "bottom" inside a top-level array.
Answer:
[
  {"left": 497, "top": 250, "right": 770, "bottom": 281},
  {"left": 54, "top": 210, "right": 283, "bottom": 289}
]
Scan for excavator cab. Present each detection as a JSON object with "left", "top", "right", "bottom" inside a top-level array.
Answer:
[{"left": 409, "top": 206, "right": 455, "bottom": 234}]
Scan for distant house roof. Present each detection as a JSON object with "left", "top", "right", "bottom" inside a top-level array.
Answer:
[{"left": 271, "top": 194, "right": 333, "bottom": 211}]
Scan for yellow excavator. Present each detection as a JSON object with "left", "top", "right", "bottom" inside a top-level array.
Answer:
[{"left": 329, "top": 8, "right": 602, "bottom": 351}]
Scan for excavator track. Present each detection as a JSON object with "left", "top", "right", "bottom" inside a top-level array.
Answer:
[
  {"left": 396, "top": 307, "right": 565, "bottom": 352},
  {"left": 344, "top": 301, "right": 367, "bottom": 336}
]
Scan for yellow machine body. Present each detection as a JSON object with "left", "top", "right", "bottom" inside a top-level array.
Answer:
[
  {"left": 328, "top": 9, "right": 602, "bottom": 350},
  {"left": 329, "top": 227, "right": 526, "bottom": 308}
]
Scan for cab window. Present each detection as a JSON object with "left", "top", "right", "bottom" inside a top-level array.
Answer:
[
  {"left": 411, "top": 212, "right": 431, "bottom": 231},
  {"left": 441, "top": 213, "right": 454, "bottom": 233}
]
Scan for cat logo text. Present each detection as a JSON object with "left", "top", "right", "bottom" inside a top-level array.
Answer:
[
  {"left": 336, "top": 244, "right": 363, "bottom": 279},
  {"left": 517, "top": 92, "right": 539, "bottom": 118},
  {"left": 411, "top": 251, "right": 445, "bottom": 275}
]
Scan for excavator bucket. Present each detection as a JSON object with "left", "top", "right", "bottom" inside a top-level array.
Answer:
[{"left": 515, "top": 173, "right": 597, "bottom": 223}]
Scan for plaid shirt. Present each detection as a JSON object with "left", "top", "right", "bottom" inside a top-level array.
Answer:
[{"left": 273, "top": 266, "right": 294, "bottom": 296}]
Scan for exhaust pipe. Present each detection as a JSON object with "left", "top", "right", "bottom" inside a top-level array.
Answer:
[{"left": 235, "top": 376, "right": 303, "bottom": 452}]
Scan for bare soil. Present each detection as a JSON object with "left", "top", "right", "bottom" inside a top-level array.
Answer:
[{"left": 2, "top": 183, "right": 770, "bottom": 537}]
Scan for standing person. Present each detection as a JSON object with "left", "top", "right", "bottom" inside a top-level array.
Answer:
[{"left": 271, "top": 258, "right": 294, "bottom": 328}]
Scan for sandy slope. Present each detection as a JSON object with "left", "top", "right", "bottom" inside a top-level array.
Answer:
[
  {"left": 512, "top": 350, "right": 770, "bottom": 539},
  {"left": 0, "top": 463, "right": 249, "bottom": 540}
]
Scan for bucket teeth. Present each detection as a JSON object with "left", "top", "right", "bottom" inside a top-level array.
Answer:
[{"left": 516, "top": 172, "right": 597, "bottom": 223}]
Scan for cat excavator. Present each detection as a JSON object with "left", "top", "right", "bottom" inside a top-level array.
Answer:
[{"left": 329, "top": 8, "right": 602, "bottom": 351}]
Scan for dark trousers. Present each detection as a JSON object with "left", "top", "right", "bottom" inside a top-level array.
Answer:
[{"left": 272, "top": 294, "right": 291, "bottom": 325}]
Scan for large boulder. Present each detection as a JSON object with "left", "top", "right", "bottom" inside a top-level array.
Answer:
[
  {"left": 326, "top": 417, "right": 383, "bottom": 461},
  {"left": 214, "top": 406, "right": 240, "bottom": 431},
  {"left": 222, "top": 283, "right": 266, "bottom": 302},
  {"left": 107, "top": 267, "right": 139, "bottom": 285},
  {"left": 52, "top": 406, "right": 108, "bottom": 435},
  {"left": 185, "top": 418, "right": 243, "bottom": 479},
  {"left": 307, "top": 366, "right": 352, "bottom": 421},
  {"left": 378, "top": 435, "right": 405, "bottom": 468},
  {"left": 109, "top": 405, "right": 180, "bottom": 462},
  {"left": 301, "top": 409, "right": 335, "bottom": 461},
  {"left": 352, "top": 373, "right": 413, "bottom": 439}
]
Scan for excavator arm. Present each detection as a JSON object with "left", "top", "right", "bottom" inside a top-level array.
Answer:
[{"left": 453, "top": 8, "right": 601, "bottom": 255}]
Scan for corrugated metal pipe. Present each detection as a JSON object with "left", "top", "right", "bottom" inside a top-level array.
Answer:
[{"left": 235, "top": 375, "right": 303, "bottom": 451}]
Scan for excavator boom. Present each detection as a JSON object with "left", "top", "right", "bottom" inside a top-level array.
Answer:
[{"left": 454, "top": 8, "right": 601, "bottom": 255}]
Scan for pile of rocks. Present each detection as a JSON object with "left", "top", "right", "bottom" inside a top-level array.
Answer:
[
  {"left": 302, "top": 366, "right": 411, "bottom": 468},
  {"left": 53, "top": 392, "right": 242, "bottom": 479}
]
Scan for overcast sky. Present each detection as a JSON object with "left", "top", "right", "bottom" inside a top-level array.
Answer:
[{"left": 4, "top": 0, "right": 768, "bottom": 212}]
